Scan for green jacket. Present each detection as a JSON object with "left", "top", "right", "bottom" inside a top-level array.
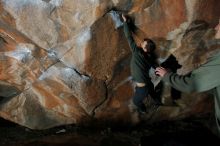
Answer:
[
  {"left": 123, "top": 22, "right": 156, "bottom": 84},
  {"left": 163, "top": 51, "right": 220, "bottom": 133}
]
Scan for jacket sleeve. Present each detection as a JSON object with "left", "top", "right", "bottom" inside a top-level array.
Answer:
[
  {"left": 123, "top": 22, "right": 138, "bottom": 52},
  {"left": 162, "top": 72, "right": 195, "bottom": 93}
]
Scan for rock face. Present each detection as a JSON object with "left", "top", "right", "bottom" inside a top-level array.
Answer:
[{"left": 0, "top": 0, "right": 220, "bottom": 129}]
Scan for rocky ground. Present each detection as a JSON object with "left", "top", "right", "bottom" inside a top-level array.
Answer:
[{"left": 0, "top": 115, "right": 220, "bottom": 146}]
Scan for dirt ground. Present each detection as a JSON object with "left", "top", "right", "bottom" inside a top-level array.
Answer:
[{"left": 0, "top": 115, "right": 220, "bottom": 146}]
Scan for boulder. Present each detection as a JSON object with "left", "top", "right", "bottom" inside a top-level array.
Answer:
[{"left": 0, "top": 0, "right": 220, "bottom": 129}]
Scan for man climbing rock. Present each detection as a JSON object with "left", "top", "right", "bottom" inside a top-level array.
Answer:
[{"left": 122, "top": 14, "right": 160, "bottom": 114}]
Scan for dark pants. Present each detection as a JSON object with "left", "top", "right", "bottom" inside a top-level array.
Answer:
[{"left": 133, "top": 82, "right": 155, "bottom": 111}]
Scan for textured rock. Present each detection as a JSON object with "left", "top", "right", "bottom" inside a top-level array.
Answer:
[{"left": 0, "top": 0, "right": 220, "bottom": 129}]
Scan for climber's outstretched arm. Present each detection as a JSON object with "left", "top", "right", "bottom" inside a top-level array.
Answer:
[{"left": 122, "top": 14, "right": 138, "bottom": 52}]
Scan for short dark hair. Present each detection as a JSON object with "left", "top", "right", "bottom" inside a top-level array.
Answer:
[{"left": 143, "top": 38, "right": 156, "bottom": 52}]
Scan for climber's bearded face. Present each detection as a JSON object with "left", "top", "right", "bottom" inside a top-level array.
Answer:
[
  {"left": 141, "top": 41, "right": 148, "bottom": 52},
  {"left": 215, "top": 19, "right": 220, "bottom": 39}
]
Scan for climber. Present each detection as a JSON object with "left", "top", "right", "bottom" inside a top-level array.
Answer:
[
  {"left": 155, "top": 19, "right": 220, "bottom": 134},
  {"left": 122, "top": 14, "right": 160, "bottom": 114}
]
